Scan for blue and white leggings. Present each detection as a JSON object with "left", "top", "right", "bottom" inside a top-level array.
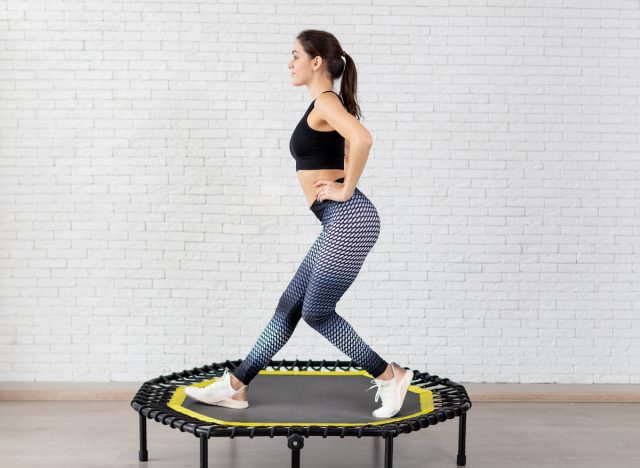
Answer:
[{"left": 233, "top": 177, "right": 388, "bottom": 385}]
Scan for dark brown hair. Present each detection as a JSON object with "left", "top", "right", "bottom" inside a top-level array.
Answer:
[{"left": 296, "top": 29, "right": 363, "bottom": 120}]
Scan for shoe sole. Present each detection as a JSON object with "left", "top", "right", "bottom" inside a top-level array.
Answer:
[
  {"left": 372, "top": 367, "right": 413, "bottom": 418},
  {"left": 184, "top": 387, "right": 250, "bottom": 409},
  {"left": 205, "top": 398, "right": 249, "bottom": 409}
]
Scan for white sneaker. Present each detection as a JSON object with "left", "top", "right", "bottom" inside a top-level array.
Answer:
[
  {"left": 183, "top": 368, "right": 249, "bottom": 409},
  {"left": 366, "top": 363, "right": 413, "bottom": 418}
]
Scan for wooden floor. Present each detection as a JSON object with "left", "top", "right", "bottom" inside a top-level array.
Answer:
[{"left": 0, "top": 401, "right": 638, "bottom": 467}]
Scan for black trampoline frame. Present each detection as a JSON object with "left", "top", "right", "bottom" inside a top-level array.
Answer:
[{"left": 130, "top": 359, "right": 472, "bottom": 468}]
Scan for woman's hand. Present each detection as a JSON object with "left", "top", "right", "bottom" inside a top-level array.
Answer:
[{"left": 313, "top": 179, "right": 353, "bottom": 203}]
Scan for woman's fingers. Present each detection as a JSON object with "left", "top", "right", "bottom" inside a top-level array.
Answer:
[{"left": 314, "top": 180, "right": 343, "bottom": 201}]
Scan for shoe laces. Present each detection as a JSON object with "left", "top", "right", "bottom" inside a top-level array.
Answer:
[
  {"left": 365, "top": 377, "right": 395, "bottom": 404},
  {"left": 204, "top": 368, "right": 230, "bottom": 389},
  {"left": 220, "top": 367, "right": 246, "bottom": 391}
]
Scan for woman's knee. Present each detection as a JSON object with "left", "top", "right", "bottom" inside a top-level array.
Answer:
[
  {"left": 301, "top": 302, "right": 335, "bottom": 327},
  {"left": 275, "top": 290, "right": 303, "bottom": 320}
]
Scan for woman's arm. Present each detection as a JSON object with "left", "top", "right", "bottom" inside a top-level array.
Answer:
[
  {"left": 344, "top": 140, "right": 349, "bottom": 175},
  {"left": 342, "top": 137, "right": 371, "bottom": 198}
]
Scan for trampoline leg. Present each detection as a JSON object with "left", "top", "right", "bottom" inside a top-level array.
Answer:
[
  {"left": 457, "top": 412, "right": 467, "bottom": 466},
  {"left": 287, "top": 433, "right": 304, "bottom": 468},
  {"left": 200, "top": 434, "right": 208, "bottom": 468},
  {"left": 138, "top": 413, "right": 148, "bottom": 462},
  {"left": 384, "top": 435, "right": 393, "bottom": 468}
]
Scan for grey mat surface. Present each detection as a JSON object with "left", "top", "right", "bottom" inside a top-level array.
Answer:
[{"left": 181, "top": 373, "right": 424, "bottom": 424}]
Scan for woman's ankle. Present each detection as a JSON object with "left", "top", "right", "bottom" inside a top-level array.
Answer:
[
  {"left": 376, "top": 363, "right": 403, "bottom": 381},
  {"left": 230, "top": 374, "right": 247, "bottom": 391},
  {"left": 376, "top": 364, "right": 393, "bottom": 380}
]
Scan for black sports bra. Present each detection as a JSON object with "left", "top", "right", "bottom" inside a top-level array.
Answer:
[{"left": 289, "top": 90, "right": 345, "bottom": 171}]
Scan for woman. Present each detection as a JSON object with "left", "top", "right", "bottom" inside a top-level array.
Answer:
[{"left": 185, "top": 30, "right": 412, "bottom": 419}]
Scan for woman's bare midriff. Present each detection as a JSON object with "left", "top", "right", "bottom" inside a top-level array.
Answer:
[{"left": 297, "top": 168, "right": 346, "bottom": 208}]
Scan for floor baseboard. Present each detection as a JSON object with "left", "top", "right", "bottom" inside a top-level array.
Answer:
[{"left": 0, "top": 382, "right": 638, "bottom": 402}]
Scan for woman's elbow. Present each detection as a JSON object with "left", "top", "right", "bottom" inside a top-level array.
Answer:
[{"left": 353, "top": 134, "right": 373, "bottom": 148}]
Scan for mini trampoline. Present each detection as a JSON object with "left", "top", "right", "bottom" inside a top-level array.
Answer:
[{"left": 131, "top": 359, "right": 471, "bottom": 468}]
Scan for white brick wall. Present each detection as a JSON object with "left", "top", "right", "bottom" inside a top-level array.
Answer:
[{"left": 1, "top": 1, "right": 639, "bottom": 384}]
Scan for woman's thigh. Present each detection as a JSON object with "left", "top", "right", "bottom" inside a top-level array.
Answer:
[{"left": 301, "top": 213, "right": 380, "bottom": 322}]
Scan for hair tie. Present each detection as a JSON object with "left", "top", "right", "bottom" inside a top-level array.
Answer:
[{"left": 340, "top": 52, "right": 347, "bottom": 75}]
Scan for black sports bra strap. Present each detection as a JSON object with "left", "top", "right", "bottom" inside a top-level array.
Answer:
[
  {"left": 311, "top": 90, "right": 343, "bottom": 107},
  {"left": 320, "top": 90, "right": 343, "bottom": 105}
]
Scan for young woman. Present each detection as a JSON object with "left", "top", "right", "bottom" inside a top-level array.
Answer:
[{"left": 185, "top": 30, "right": 412, "bottom": 418}]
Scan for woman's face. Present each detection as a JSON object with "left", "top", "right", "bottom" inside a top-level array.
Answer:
[{"left": 289, "top": 40, "right": 314, "bottom": 86}]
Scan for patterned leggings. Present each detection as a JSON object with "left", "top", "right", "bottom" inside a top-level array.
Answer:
[{"left": 233, "top": 178, "right": 388, "bottom": 386}]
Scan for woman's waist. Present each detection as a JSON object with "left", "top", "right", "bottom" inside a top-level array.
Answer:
[
  {"left": 308, "top": 177, "right": 346, "bottom": 210},
  {"left": 298, "top": 170, "right": 345, "bottom": 207},
  {"left": 309, "top": 179, "right": 375, "bottom": 224}
]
